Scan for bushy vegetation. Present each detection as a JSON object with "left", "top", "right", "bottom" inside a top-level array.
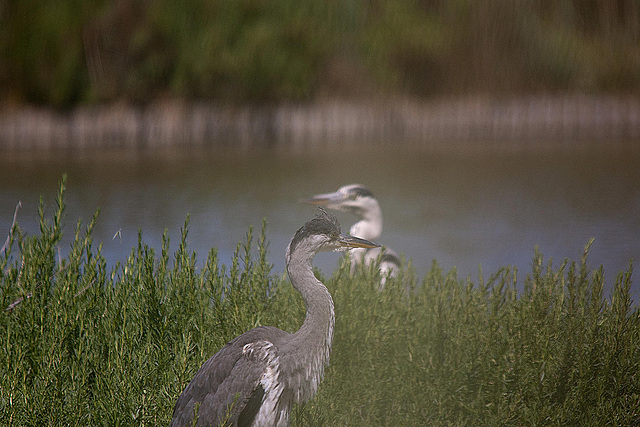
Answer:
[
  {"left": 1, "top": 0, "right": 639, "bottom": 106},
  {"left": 1, "top": 179, "right": 639, "bottom": 425},
  {"left": 310, "top": 255, "right": 639, "bottom": 425}
]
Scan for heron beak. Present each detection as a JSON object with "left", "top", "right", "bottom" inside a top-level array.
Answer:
[
  {"left": 338, "top": 233, "right": 379, "bottom": 249},
  {"left": 301, "top": 191, "right": 344, "bottom": 206}
]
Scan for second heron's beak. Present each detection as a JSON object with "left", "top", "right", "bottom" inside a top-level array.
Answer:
[
  {"left": 338, "top": 233, "right": 379, "bottom": 249},
  {"left": 302, "top": 191, "right": 344, "bottom": 206}
]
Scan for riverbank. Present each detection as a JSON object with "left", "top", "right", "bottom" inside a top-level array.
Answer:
[{"left": 1, "top": 96, "right": 639, "bottom": 151}]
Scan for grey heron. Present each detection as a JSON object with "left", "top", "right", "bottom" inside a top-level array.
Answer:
[
  {"left": 303, "top": 184, "right": 400, "bottom": 286},
  {"left": 170, "top": 209, "right": 379, "bottom": 426}
]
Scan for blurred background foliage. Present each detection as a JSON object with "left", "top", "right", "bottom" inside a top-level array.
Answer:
[{"left": 1, "top": 0, "right": 639, "bottom": 107}]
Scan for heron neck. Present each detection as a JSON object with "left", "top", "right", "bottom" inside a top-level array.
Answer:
[
  {"left": 350, "top": 204, "right": 382, "bottom": 240},
  {"left": 287, "top": 246, "right": 334, "bottom": 345},
  {"left": 284, "top": 245, "right": 335, "bottom": 402}
]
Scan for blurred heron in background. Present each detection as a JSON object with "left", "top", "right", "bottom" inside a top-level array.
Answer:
[{"left": 304, "top": 184, "right": 400, "bottom": 287}]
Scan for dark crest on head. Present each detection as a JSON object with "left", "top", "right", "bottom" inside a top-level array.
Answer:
[
  {"left": 349, "top": 185, "right": 374, "bottom": 199},
  {"left": 289, "top": 208, "right": 341, "bottom": 254}
]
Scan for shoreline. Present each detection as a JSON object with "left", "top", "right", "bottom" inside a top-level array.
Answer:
[{"left": 1, "top": 95, "right": 639, "bottom": 151}]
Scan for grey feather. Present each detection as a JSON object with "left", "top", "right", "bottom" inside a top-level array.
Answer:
[{"left": 170, "top": 327, "right": 288, "bottom": 426}]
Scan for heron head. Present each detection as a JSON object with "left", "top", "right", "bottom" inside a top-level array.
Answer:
[
  {"left": 288, "top": 208, "right": 379, "bottom": 257},
  {"left": 302, "top": 184, "right": 377, "bottom": 216}
]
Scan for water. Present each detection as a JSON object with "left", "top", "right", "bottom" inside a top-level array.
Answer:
[{"left": 1, "top": 145, "right": 638, "bottom": 300}]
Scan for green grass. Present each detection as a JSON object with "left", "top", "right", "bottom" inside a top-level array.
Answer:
[{"left": 1, "top": 178, "right": 639, "bottom": 425}]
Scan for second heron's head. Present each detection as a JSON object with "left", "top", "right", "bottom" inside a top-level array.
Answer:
[{"left": 302, "top": 184, "right": 378, "bottom": 217}]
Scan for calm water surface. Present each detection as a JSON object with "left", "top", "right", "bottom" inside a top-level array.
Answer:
[{"left": 1, "top": 145, "right": 638, "bottom": 299}]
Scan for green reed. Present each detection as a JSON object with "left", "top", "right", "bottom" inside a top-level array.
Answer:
[{"left": 1, "top": 178, "right": 638, "bottom": 425}]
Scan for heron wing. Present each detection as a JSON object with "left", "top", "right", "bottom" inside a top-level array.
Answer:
[
  {"left": 362, "top": 246, "right": 400, "bottom": 271},
  {"left": 378, "top": 247, "right": 401, "bottom": 270},
  {"left": 236, "top": 381, "right": 265, "bottom": 426},
  {"left": 170, "top": 326, "right": 288, "bottom": 427}
]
